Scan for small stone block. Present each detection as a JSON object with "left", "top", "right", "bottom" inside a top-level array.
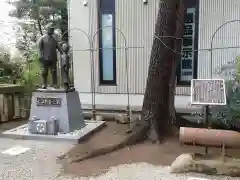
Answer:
[
  {"left": 28, "top": 119, "right": 58, "bottom": 135},
  {"left": 91, "top": 115, "right": 104, "bottom": 121},
  {"left": 115, "top": 114, "right": 129, "bottom": 124}
]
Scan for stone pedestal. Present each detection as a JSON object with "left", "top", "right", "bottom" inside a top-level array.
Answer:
[{"left": 28, "top": 88, "right": 85, "bottom": 134}]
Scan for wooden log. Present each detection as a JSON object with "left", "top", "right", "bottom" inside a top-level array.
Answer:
[
  {"left": 0, "top": 85, "right": 24, "bottom": 122},
  {"left": 0, "top": 84, "right": 23, "bottom": 94},
  {"left": 13, "top": 92, "right": 21, "bottom": 119},
  {"left": 0, "top": 94, "right": 14, "bottom": 122},
  {"left": 20, "top": 94, "right": 31, "bottom": 119},
  {"left": 179, "top": 127, "right": 240, "bottom": 148}
]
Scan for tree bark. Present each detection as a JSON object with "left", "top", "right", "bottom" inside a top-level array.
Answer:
[
  {"left": 60, "top": 8, "right": 68, "bottom": 42},
  {"left": 37, "top": 19, "right": 43, "bottom": 36},
  {"left": 142, "top": 0, "right": 181, "bottom": 142},
  {"left": 169, "top": 0, "right": 185, "bottom": 128}
]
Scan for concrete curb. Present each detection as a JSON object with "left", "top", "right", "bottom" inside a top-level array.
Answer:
[{"left": 1, "top": 120, "right": 106, "bottom": 144}]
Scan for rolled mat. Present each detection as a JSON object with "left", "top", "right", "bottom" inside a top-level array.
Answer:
[{"left": 179, "top": 127, "right": 240, "bottom": 148}]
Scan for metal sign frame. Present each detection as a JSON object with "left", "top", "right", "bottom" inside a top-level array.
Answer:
[{"left": 190, "top": 78, "right": 227, "bottom": 105}]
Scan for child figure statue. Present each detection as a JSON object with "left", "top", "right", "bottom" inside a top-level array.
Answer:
[{"left": 60, "top": 43, "right": 75, "bottom": 92}]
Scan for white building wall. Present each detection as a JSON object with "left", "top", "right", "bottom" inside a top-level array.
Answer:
[
  {"left": 69, "top": 0, "right": 240, "bottom": 96},
  {"left": 68, "top": 0, "right": 92, "bottom": 92},
  {"left": 198, "top": 0, "right": 240, "bottom": 79},
  {"left": 69, "top": 0, "right": 160, "bottom": 94}
]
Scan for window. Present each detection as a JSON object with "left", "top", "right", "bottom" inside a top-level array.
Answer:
[
  {"left": 98, "top": 0, "right": 116, "bottom": 85},
  {"left": 177, "top": 1, "right": 199, "bottom": 85}
]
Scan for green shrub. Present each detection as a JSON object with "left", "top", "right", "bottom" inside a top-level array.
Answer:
[
  {"left": 236, "top": 55, "right": 240, "bottom": 80},
  {"left": 211, "top": 80, "right": 240, "bottom": 129},
  {"left": 20, "top": 52, "right": 41, "bottom": 92}
]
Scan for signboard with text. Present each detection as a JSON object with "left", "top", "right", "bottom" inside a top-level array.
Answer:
[
  {"left": 36, "top": 97, "right": 62, "bottom": 107},
  {"left": 191, "top": 79, "right": 226, "bottom": 105}
]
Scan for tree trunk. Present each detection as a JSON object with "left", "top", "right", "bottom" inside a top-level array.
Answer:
[
  {"left": 142, "top": 0, "right": 181, "bottom": 142},
  {"left": 169, "top": 0, "right": 185, "bottom": 128},
  {"left": 32, "top": 0, "right": 43, "bottom": 36},
  {"left": 60, "top": 8, "right": 68, "bottom": 42},
  {"left": 37, "top": 19, "right": 43, "bottom": 36}
]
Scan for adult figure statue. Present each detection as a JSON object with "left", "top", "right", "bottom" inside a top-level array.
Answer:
[
  {"left": 60, "top": 42, "right": 75, "bottom": 92},
  {"left": 38, "top": 24, "right": 62, "bottom": 89}
]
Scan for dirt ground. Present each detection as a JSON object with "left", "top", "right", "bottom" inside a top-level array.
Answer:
[{"left": 60, "top": 121, "right": 240, "bottom": 177}]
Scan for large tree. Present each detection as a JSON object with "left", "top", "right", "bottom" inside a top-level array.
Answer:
[
  {"left": 59, "top": 0, "right": 186, "bottom": 163},
  {"left": 142, "top": 0, "right": 185, "bottom": 142}
]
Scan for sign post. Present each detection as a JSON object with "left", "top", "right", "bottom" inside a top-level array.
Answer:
[{"left": 191, "top": 79, "right": 227, "bottom": 154}]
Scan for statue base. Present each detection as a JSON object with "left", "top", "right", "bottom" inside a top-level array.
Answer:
[
  {"left": 1, "top": 87, "right": 106, "bottom": 143},
  {"left": 28, "top": 87, "right": 85, "bottom": 134},
  {"left": 1, "top": 120, "right": 105, "bottom": 143}
]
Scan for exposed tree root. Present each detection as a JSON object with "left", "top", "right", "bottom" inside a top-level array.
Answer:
[
  {"left": 57, "top": 113, "right": 210, "bottom": 163},
  {"left": 62, "top": 120, "right": 149, "bottom": 163},
  {"left": 175, "top": 113, "right": 205, "bottom": 129},
  {"left": 60, "top": 114, "right": 190, "bottom": 163},
  {"left": 59, "top": 113, "right": 206, "bottom": 163}
]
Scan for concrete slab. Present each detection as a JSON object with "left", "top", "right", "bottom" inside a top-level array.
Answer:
[
  {"left": 79, "top": 93, "right": 202, "bottom": 113},
  {"left": 2, "top": 145, "right": 31, "bottom": 156},
  {"left": 1, "top": 120, "right": 105, "bottom": 144}
]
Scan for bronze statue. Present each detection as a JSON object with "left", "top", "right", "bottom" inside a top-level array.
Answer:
[
  {"left": 60, "top": 42, "right": 74, "bottom": 92},
  {"left": 38, "top": 24, "right": 62, "bottom": 89}
]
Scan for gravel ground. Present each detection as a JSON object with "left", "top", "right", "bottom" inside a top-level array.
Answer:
[
  {"left": 0, "top": 138, "right": 74, "bottom": 180},
  {"left": 61, "top": 163, "right": 240, "bottom": 180},
  {"left": 0, "top": 138, "right": 238, "bottom": 180}
]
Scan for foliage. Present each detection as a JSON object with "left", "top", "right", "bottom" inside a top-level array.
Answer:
[
  {"left": 9, "top": 0, "right": 68, "bottom": 52},
  {"left": 0, "top": 46, "right": 19, "bottom": 83},
  {"left": 19, "top": 51, "right": 41, "bottom": 91},
  {"left": 9, "top": 0, "right": 68, "bottom": 31},
  {"left": 0, "top": 45, "right": 11, "bottom": 63},
  {"left": 211, "top": 80, "right": 240, "bottom": 130},
  {"left": 4, "top": 0, "right": 69, "bottom": 90},
  {"left": 236, "top": 55, "right": 240, "bottom": 79},
  {"left": 14, "top": 22, "right": 38, "bottom": 52},
  {"left": 211, "top": 56, "right": 240, "bottom": 130},
  {"left": 0, "top": 48, "right": 42, "bottom": 91}
]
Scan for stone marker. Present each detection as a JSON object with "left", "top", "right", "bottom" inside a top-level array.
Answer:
[
  {"left": 91, "top": 115, "right": 104, "bottom": 121},
  {"left": 28, "top": 88, "right": 85, "bottom": 135},
  {"left": 170, "top": 153, "right": 194, "bottom": 173},
  {"left": 170, "top": 153, "right": 240, "bottom": 177}
]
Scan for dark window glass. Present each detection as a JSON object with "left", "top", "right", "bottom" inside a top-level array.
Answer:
[
  {"left": 99, "top": 0, "right": 115, "bottom": 12},
  {"left": 98, "top": 0, "right": 116, "bottom": 85}
]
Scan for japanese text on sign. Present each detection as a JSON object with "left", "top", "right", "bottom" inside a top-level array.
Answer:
[
  {"left": 191, "top": 79, "right": 226, "bottom": 105},
  {"left": 36, "top": 97, "right": 62, "bottom": 107}
]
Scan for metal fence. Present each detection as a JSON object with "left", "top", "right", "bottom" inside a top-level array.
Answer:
[
  {"left": 1, "top": 0, "right": 240, "bottom": 120},
  {"left": 67, "top": 18, "right": 240, "bottom": 121}
]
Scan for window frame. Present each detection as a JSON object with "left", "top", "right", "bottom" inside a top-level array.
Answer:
[{"left": 98, "top": 0, "right": 117, "bottom": 86}]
